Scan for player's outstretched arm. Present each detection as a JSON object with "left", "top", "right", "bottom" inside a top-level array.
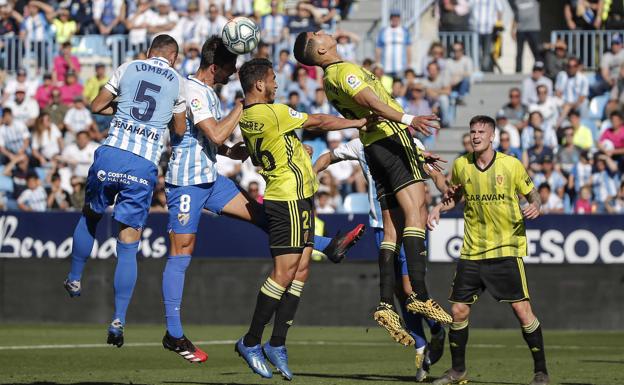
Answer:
[
  {"left": 313, "top": 152, "right": 343, "bottom": 174},
  {"left": 427, "top": 184, "right": 463, "bottom": 230},
  {"left": 90, "top": 88, "right": 117, "bottom": 116},
  {"left": 196, "top": 101, "right": 243, "bottom": 146},
  {"left": 352, "top": 87, "right": 440, "bottom": 136},
  {"left": 522, "top": 188, "right": 541, "bottom": 219},
  {"left": 303, "top": 113, "right": 366, "bottom": 132}
]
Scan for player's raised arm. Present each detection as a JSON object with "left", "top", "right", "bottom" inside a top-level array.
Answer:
[
  {"left": 313, "top": 138, "right": 360, "bottom": 174},
  {"left": 302, "top": 113, "right": 366, "bottom": 132},
  {"left": 195, "top": 100, "right": 243, "bottom": 145}
]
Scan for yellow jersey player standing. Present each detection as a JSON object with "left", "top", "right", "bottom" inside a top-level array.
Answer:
[
  {"left": 294, "top": 30, "right": 452, "bottom": 344},
  {"left": 234, "top": 58, "right": 369, "bottom": 381},
  {"left": 428, "top": 116, "right": 549, "bottom": 385}
]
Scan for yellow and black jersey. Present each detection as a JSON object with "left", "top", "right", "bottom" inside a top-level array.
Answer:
[
  {"left": 239, "top": 103, "right": 318, "bottom": 201},
  {"left": 451, "top": 151, "right": 535, "bottom": 260},
  {"left": 323, "top": 61, "right": 406, "bottom": 146}
]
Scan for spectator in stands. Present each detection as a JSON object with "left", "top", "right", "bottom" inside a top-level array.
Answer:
[
  {"left": 556, "top": 126, "right": 582, "bottom": 174},
  {"left": 147, "top": 0, "right": 180, "bottom": 42},
  {"left": 0, "top": 1, "right": 22, "bottom": 38},
  {"left": 591, "top": 152, "right": 619, "bottom": 212},
  {"left": 568, "top": 109, "right": 594, "bottom": 150},
  {"left": 543, "top": 39, "right": 570, "bottom": 81},
  {"left": 376, "top": 10, "right": 412, "bottom": 78},
  {"left": 372, "top": 63, "right": 393, "bottom": 93},
  {"left": 555, "top": 57, "right": 589, "bottom": 125},
  {"left": 496, "top": 110, "right": 521, "bottom": 149},
  {"left": 224, "top": 0, "right": 254, "bottom": 17},
  {"left": 460, "top": 132, "right": 472, "bottom": 155},
  {"left": 391, "top": 79, "right": 407, "bottom": 108},
  {"left": 309, "top": 88, "right": 331, "bottom": 115},
  {"left": 310, "top": 0, "right": 337, "bottom": 30},
  {"left": 593, "top": 33, "right": 624, "bottom": 96},
  {"left": 524, "top": 128, "right": 554, "bottom": 173},
  {"left": 501, "top": 87, "right": 528, "bottom": 133},
  {"left": 19, "top": 1, "right": 55, "bottom": 70},
  {"left": 575, "top": 185, "right": 594, "bottom": 214},
  {"left": 420, "top": 42, "right": 446, "bottom": 77},
  {"left": 59, "top": 130, "right": 98, "bottom": 179},
  {"left": 126, "top": 0, "right": 152, "bottom": 50},
  {"left": 64, "top": 97, "right": 96, "bottom": 142},
  {"left": 521, "top": 61, "right": 553, "bottom": 106},
  {"left": 70, "top": 0, "right": 97, "bottom": 35},
  {"left": 52, "top": 8, "right": 78, "bottom": 44},
  {"left": 318, "top": 171, "right": 342, "bottom": 209},
  {"left": 0, "top": 108, "right": 29, "bottom": 164},
  {"left": 564, "top": 0, "right": 603, "bottom": 30},
  {"left": 47, "top": 172, "right": 71, "bottom": 210},
  {"left": 438, "top": 0, "right": 470, "bottom": 32},
  {"left": 53, "top": 42, "right": 81, "bottom": 84},
  {"left": 254, "top": 41, "right": 271, "bottom": 59},
  {"left": 446, "top": 41, "right": 472, "bottom": 105},
  {"left": 274, "top": 49, "right": 295, "bottom": 101},
  {"left": 287, "top": 2, "right": 321, "bottom": 39},
  {"left": 522, "top": 111, "right": 557, "bottom": 150},
  {"left": 605, "top": 181, "right": 624, "bottom": 213},
  {"left": 498, "top": 130, "right": 522, "bottom": 159},
  {"left": 598, "top": 111, "right": 624, "bottom": 162},
  {"left": 34, "top": 73, "right": 55, "bottom": 109},
  {"left": 3, "top": 68, "right": 38, "bottom": 103},
  {"left": 538, "top": 182, "right": 564, "bottom": 214},
  {"left": 31, "top": 112, "right": 63, "bottom": 167},
  {"left": 180, "top": 43, "right": 201, "bottom": 77},
  {"left": 316, "top": 190, "right": 335, "bottom": 214},
  {"left": 405, "top": 83, "right": 436, "bottom": 148},
  {"left": 423, "top": 61, "right": 452, "bottom": 127},
  {"left": 93, "top": 0, "right": 126, "bottom": 35},
  {"left": 608, "top": 63, "right": 624, "bottom": 115},
  {"left": 44, "top": 88, "right": 69, "bottom": 130},
  {"left": 529, "top": 84, "right": 559, "bottom": 133},
  {"left": 83, "top": 63, "right": 108, "bottom": 103},
  {"left": 324, "top": 131, "right": 359, "bottom": 195},
  {"left": 247, "top": 181, "right": 263, "bottom": 204},
  {"left": 470, "top": 0, "right": 503, "bottom": 72},
  {"left": 178, "top": 2, "right": 207, "bottom": 46},
  {"left": 205, "top": 3, "right": 228, "bottom": 39},
  {"left": 17, "top": 172, "right": 47, "bottom": 212},
  {"left": 58, "top": 70, "right": 83, "bottom": 106},
  {"left": 69, "top": 175, "right": 85, "bottom": 209},
  {"left": 3, "top": 153, "right": 31, "bottom": 198},
  {"left": 4, "top": 87, "right": 39, "bottom": 128},
  {"left": 335, "top": 29, "right": 360, "bottom": 63},
  {"left": 570, "top": 150, "right": 592, "bottom": 193},
  {"left": 262, "top": 0, "right": 289, "bottom": 61},
  {"left": 287, "top": 66, "right": 317, "bottom": 108},
  {"left": 287, "top": 91, "right": 307, "bottom": 113},
  {"left": 533, "top": 155, "right": 566, "bottom": 198},
  {"left": 510, "top": 0, "right": 542, "bottom": 73}
]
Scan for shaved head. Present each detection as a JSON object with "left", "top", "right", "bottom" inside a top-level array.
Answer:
[{"left": 294, "top": 32, "right": 317, "bottom": 66}]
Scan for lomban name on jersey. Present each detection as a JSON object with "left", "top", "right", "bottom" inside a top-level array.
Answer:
[
  {"left": 239, "top": 120, "right": 264, "bottom": 132},
  {"left": 466, "top": 193, "right": 505, "bottom": 202},
  {"left": 113, "top": 119, "right": 160, "bottom": 141},
  {"left": 134, "top": 63, "right": 176, "bottom": 82}
]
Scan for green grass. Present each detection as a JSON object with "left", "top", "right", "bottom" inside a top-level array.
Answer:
[{"left": 0, "top": 324, "right": 622, "bottom": 385}]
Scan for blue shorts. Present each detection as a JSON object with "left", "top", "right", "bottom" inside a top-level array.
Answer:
[
  {"left": 85, "top": 145, "right": 158, "bottom": 229},
  {"left": 166, "top": 174, "right": 241, "bottom": 234},
  {"left": 374, "top": 228, "right": 408, "bottom": 276}
]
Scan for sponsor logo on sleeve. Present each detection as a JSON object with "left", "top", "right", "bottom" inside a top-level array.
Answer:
[
  {"left": 288, "top": 108, "right": 303, "bottom": 119},
  {"left": 346, "top": 74, "right": 362, "bottom": 89},
  {"left": 190, "top": 98, "right": 202, "bottom": 111}
]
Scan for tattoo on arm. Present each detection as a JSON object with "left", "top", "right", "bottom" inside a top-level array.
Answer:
[{"left": 526, "top": 188, "right": 541, "bottom": 209}]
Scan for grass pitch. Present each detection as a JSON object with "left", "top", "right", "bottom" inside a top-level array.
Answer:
[{"left": 0, "top": 324, "right": 622, "bottom": 385}]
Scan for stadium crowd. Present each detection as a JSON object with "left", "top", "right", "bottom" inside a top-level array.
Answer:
[{"left": 0, "top": 0, "right": 622, "bottom": 215}]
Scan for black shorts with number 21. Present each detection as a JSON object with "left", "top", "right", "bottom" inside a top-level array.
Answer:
[{"left": 264, "top": 197, "right": 315, "bottom": 257}]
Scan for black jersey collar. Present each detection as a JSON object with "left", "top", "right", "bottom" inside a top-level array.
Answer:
[
  {"left": 243, "top": 102, "right": 263, "bottom": 110},
  {"left": 473, "top": 151, "right": 497, "bottom": 172},
  {"left": 322, "top": 61, "right": 344, "bottom": 70}
]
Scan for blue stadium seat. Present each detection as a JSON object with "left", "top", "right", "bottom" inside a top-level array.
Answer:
[
  {"left": 341, "top": 192, "right": 369, "bottom": 214},
  {"left": 0, "top": 173, "right": 13, "bottom": 194},
  {"left": 302, "top": 138, "right": 328, "bottom": 163},
  {"left": 588, "top": 93, "right": 610, "bottom": 121}
]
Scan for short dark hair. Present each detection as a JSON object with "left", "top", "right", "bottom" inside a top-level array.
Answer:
[
  {"left": 2, "top": 108, "right": 12, "bottom": 116},
  {"left": 239, "top": 58, "right": 273, "bottom": 93},
  {"left": 76, "top": 130, "right": 90, "bottom": 139},
  {"left": 199, "top": 36, "right": 237, "bottom": 70},
  {"left": 610, "top": 110, "right": 623, "bottom": 120},
  {"left": 469, "top": 115, "right": 496, "bottom": 130},
  {"left": 538, "top": 182, "right": 551, "bottom": 192},
  {"left": 568, "top": 109, "right": 581, "bottom": 118},
  {"left": 293, "top": 32, "right": 315, "bottom": 66},
  {"left": 149, "top": 34, "right": 179, "bottom": 55},
  {"left": 288, "top": 91, "right": 299, "bottom": 98}
]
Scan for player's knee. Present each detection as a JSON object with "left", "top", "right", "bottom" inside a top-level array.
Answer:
[
  {"left": 273, "top": 266, "right": 297, "bottom": 287},
  {"left": 511, "top": 300, "right": 534, "bottom": 323},
  {"left": 451, "top": 303, "right": 470, "bottom": 321}
]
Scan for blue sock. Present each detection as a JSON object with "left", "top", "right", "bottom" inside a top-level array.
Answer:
[
  {"left": 113, "top": 240, "right": 140, "bottom": 325},
  {"left": 68, "top": 215, "right": 99, "bottom": 281},
  {"left": 314, "top": 235, "right": 331, "bottom": 251},
  {"left": 426, "top": 318, "right": 443, "bottom": 335},
  {"left": 400, "top": 301, "right": 427, "bottom": 349},
  {"left": 162, "top": 255, "right": 192, "bottom": 339}
]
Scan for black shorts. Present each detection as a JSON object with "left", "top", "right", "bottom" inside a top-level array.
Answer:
[
  {"left": 364, "top": 130, "right": 426, "bottom": 210},
  {"left": 449, "top": 257, "right": 530, "bottom": 304},
  {"left": 264, "top": 197, "right": 315, "bottom": 257}
]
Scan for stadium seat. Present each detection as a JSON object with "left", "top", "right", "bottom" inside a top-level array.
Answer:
[
  {"left": 588, "top": 93, "right": 610, "bottom": 121},
  {"left": 0, "top": 174, "right": 13, "bottom": 193},
  {"left": 341, "top": 192, "right": 369, "bottom": 214},
  {"left": 302, "top": 138, "right": 328, "bottom": 163}
]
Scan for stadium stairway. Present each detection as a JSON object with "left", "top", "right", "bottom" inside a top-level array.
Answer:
[
  {"left": 434, "top": 73, "right": 525, "bottom": 162},
  {"left": 337, "top": 0, "right": 382, "bottom": 59}
]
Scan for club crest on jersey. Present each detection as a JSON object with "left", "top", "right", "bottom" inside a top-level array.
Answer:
[
  {"left": 97, "top": 170, "right": 106, "bottom": 181},
  {"left": 496, "top": 175, "right": 504, "bottom": 185},
  {"left": 177, "top": 213, "right": 190, "bottom": 226},
  {"left": 190, "top": 98, "right": 202, "bottom": 111},
  {"left": 288, "top": 108, "right": 303, "bottom": 119},
  {"left": 346, "top": 74, "right": 361, "bottom": 89}
]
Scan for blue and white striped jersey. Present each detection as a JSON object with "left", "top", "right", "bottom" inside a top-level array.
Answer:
[
  {"left": 165, "top": 76, "right": 221, "bottom": 186},
  {"left": 103, "top": 57, "right": 186, "bottom": 166},
  {"left": 555, "top": 71, "right": 589, "bottom": 104},
  {"left": 469, "top": 0, "right": 504, "bottom": 34},
  {"left": 376, "top": 26, "right": 411, "bottom": 75}
]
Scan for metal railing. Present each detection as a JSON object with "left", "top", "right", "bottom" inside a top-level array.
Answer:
[
  {"left": 551, "top": 30, "right": 624, "bottom": 71},
  {"left": 439, "top": 31, "right": 480, "bottom": 71},
  {"left": 0, "top": 36, "right": 54, "bottom": 73}
]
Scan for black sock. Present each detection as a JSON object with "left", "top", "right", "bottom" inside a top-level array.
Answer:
[
  {"left": 402, "top": 227, "right": 429, "bottom": 299},
  {"left": 270, "top": 280, "right": 304, "bottom": 347},
  {"left": 522, "top": 318, "right": 547, "bottom": 374},
  {"left": 449, "top": 319, "right": 469, "bottom": 372},
  {"left": 379, "top": 242, "right": 398, "bottom": 304},
  {"left": 243, "top": 277, "right": 285, "bottom": 347}
]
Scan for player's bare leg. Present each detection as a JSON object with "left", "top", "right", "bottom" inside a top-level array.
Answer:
[
  {"left": 373, "top": 207, "right": 415, "bottom": 346},
  {"left": 433, "top": 303, "right": 470, "bottom": 385},
  {"left": 395, "top": 182, "right": 452, "bottom": 324},
  {"left": 511, "top": 300, "right": 549, "bottom": 385}
]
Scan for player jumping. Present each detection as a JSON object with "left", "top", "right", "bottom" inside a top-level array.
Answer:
[
  {"left": 294, "top": 31, "right": 452, "bottom": 340},
  {"left": 63, "top": 35, "right": 187, "bottom": 347},
  {"left": 428, "top": 115, "right": 549, "bottom": 385},
  {"left": 234, "top": 58, "right": 370, "bottom": 380},
  {"left": 160, "top": 37, "right": 364, "bottom": 362}
]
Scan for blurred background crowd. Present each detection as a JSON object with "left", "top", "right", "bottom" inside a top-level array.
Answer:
[{"left": 0, "top": 0, "right": 622, "bottom": 216}]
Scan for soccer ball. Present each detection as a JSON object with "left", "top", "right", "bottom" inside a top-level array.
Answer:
[{"left": 222, "top": 17, "right": 260, "bottom": 55}]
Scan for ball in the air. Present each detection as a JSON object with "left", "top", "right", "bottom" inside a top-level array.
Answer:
[{"left": 222, "top": 17, "right": 260, "bottom": 54}]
